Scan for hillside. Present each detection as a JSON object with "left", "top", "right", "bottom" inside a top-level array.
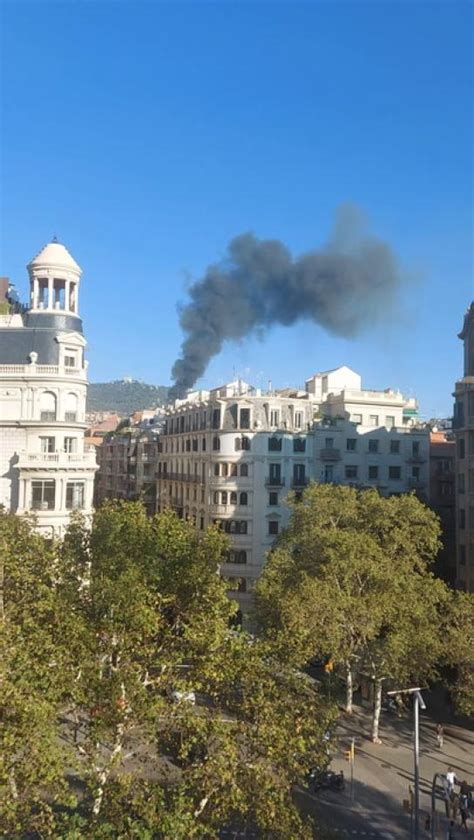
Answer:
[{"left": 87, "top": 380, "right": 169, "bottom": 415}]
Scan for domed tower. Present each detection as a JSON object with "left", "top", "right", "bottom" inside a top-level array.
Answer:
[{"left": 0, "top": 239, "right": 98, "bottom": 537}]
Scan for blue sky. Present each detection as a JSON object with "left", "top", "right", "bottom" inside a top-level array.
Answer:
[{"left": 1, "top": 0, "right": 472, "bottom": 417}]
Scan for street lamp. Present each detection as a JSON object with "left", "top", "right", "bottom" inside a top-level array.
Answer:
[{"left": 387, "top": 686, "right": 426, "bottom": 840}]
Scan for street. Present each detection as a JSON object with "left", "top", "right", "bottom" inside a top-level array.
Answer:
[{"left": 300, "top": 698, "right": 474, "bottom": 839}]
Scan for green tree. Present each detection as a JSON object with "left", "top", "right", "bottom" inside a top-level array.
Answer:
[
  {"left": 255, "top": 484, "right": 446, "bottom": 740},
  {"left": 1, "top": 503, "right": 333, "bottom": 838},
  {"left": 444, "top": 590, "right": 474, "bottom": 715}
]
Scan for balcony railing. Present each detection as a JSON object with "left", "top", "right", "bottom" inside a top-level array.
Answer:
[
  {"left": 18, "top": 450, "right": 97, "bottom": 469},
  {"left": 156, "top": 471, "right": 201, "bottom": 483},
  {"left": 291, "top": 476, "right": 309, "bottom": 488},
  {"left": 0, "top": 364, "right": 86, "bottom": 379},
  {"left": 265, "top": 476, "right": 285, "bottom": 487}
]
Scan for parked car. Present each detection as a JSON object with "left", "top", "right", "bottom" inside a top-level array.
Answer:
[{"left": 307, "top": 767, "right": 345, "bottom": 793}]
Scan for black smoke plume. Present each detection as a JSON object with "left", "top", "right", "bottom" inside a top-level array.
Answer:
[{"left": 170, "top": 204, "right": 401, "bottom": 399}]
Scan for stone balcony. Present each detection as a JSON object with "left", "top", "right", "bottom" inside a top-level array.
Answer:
[
  {"left": 17, "top": 449, "right": 97, "bottom": 470},
  {"left": 319, "top": 448, "right": 341, "bottom": 461},
  {"left": 0, "top": 364, "right": 86, "bottom": 380}
]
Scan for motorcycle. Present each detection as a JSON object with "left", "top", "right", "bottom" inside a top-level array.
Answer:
[{"left": 307, "top": 767, "right": 345, "bottom": 793}]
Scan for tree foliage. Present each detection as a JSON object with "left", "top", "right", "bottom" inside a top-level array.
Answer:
[
  {"left": 1, "top": 503, "right": 332, "bottom": 838},
  {"left": 255, "top": 485, "right": 453, "bottom": 738}
]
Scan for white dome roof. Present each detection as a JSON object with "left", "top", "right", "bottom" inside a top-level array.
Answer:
[{"left": 28, "top": 239, "right": 81, "bottom": 274}]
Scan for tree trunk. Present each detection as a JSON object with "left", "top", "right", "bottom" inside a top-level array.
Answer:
[
  {"left": 345, "top": 663, "right": 353, "bottom": 714},
  {"left": 92, "top": 725, "right": 124, "bottom": 816},
  {"left": 372, "top": 679, "right": 383, "bottom": 743}
]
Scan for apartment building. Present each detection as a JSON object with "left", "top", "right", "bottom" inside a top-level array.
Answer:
[
  {"left": 453, "top": 301, "right": 474, "bottom": 592},
  {"left": 0, "top": 240, "right": 97, "bottom": 537},
  {"left": 156, "top": 369, "right": 429, "bottom": 616},
  {"left": 429, "top": 430, "right": 456, "bottom": 584},
  {"left": 96, "top": 419, "right": 162, "bottom": 515}
]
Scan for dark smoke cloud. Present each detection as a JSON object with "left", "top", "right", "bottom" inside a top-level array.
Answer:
[{"left": 170, "top": 204, "right": 402, "bottom": 398}]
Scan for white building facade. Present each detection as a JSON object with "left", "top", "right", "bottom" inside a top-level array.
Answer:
[
  {"left": 156, "top": 371, "right": 429, "bottom": 617},
  {"left": 0, "top": 241, "right": 97, "bottom": 537}
]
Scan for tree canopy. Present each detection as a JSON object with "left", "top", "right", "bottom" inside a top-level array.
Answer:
[
  {"left": 255, "top": 484, "right": 455, "bottom": 740},
  {"left": 0, "top": 502, "right": 333, "bottom": 838}
]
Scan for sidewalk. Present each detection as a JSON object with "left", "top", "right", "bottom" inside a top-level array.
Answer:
[{"left": 327, "top": 701, "right": 474, "bottom": 838}]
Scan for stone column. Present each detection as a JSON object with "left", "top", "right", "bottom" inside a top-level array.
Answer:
[
  {"left": 33, "top": 277, "right": 39, "bottom": 308},
  {"left": 48, "top": 276, "right": 54, "bottom": 310},
  {"left": 65, "top": 279, "right": 71, "bottom": 311}
]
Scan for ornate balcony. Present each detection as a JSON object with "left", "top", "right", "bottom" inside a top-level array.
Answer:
[
  {"left": 17, "top": 449, "right": 97, "bottom": 470},
  {"left": 0, "top": 363, "right": 86, "bottom": 380}
]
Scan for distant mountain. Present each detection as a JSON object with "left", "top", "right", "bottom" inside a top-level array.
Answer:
[{"left": 87, "top": 380, "right": 169, "bottom": 415}]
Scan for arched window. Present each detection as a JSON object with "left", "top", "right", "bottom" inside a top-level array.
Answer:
[
  {"left": 221, "top": 491, "right": 228, "bottom": 505},
  {"left": 40, "top": 391, "right": 57, "bottom": 422},
  {"left": 64, "top": 392, "right": 78, "bottom": 422},
  {"left": 230, "top": 491, "right": 237, "bottom": 505},
  {"left": 240, "top": 463, "right": 248, "bottom": 477},
  {"left": 239, "top": 492, "right": 248, "bottom": 506},
  {"left": 241, "top": 436, "right": 250, "bottom": 451},
  {"left": 213, "top": 491, "right": 219, "bottom": 504}
]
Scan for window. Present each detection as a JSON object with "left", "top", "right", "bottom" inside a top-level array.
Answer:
[
  {"left": 268, "top": 520, "right": 279, "bottom": 536},
  {"left": 64, "top": 353, "right": 77, "bottom": 368},
  {"left": 368, "top": 439, "right": 379, "bottom": 453},
  {"left": 293, "top": 437, "right": 306, "bottom": 452},
  {"left": 185, "top": 439, "right": 191, "bottom": 452},
  {"left": 229, "top": 550, "right": 247, "bottom": 564},
  {"left": 369, "top": 415, "right": 379, "bottom": 427},
  {"left": 368, "top": 465, "right": 378, "bottom": 480},
  {"left": 40, "top": 436, "right": 55, "bottom": 453},
  {"left": 389, "top": 466, "right": 401, "bottom": 480},
  {"left": 39, "top": 391, "right": 57, "bottom": 422},
  {"left": 239, "top": 492, "right": 248, "bottom": 506},
  {"left": 458, "top": 437, "right": 465, "bottom": 459},
  {"left": 324, "top": 465, "right": 333, "bottom": 483},
  {"left": 200, "top": 517, "right": 204, "bottom": 530},
  {"left": 459, "top": 545, "right": 466, "bottom": 566},
  {"left": 390, "top": 440, "right": 400, "bottom": 454},
  {"left": 325, "top": 437, "right": 334, "bottom": 449},
  {"left": 213, "top": 491, "right": 219, "bottom": 504},
  {"left": 268, "top": 437, "right": 282, "bottom": 452},
  {"left": 239, "top": 408, "right": 250, "bottom": 429},
  {"left": 202, "top": 437, "right": 206, "bottom": 451},
  {"left": 230, "top": 491, "right": 237, "bottom": 504},
  {"left": 269, "top": 463, "right": 282, "bottom": 484},
  {"left": 269, "top": 492, "right": 278, "bottom": 506},
  {"left": 458, "top": 473, "right": 465, "bottom": 494},
  {"left": 294, "top": 411, "right": 303, "bottom": 429},
  {"left": 221, "top": 463, "right": 228, "bottom": 477},
  {"left": 412, "top": 466, "right": 420, "bottom": 480},
  {"left": 212, "top": 436, "right": 220, "bottom": 451},
  {"left": 31, "top": 480, "right": 55, "bottom": 510},
  {"left": 192, "top": 438, "right": 198, "bottom": 451},
  {"left": 345, "top": 465, "right": 358, "bottom": 479},
  {"left": 293, "top": 464, "right": 306, "bottom": 484},
  {"left": 352, "top": 413, "right": 362, "bottom": 424},
  {"left": 412, "top": 441, "right": 420, "bottom": 456},
  {"left": 270, "top": 409, "right": 279, "bottom": 426},
  {"left": 468, "top": 469, "right": 474, "bottom": 493},
  {"left": 214, "top": 463, "right": 220, "bottom": 476},
  {"left": 241, "top": 436, "right": 250, "bottom": 451},
  {"left": 212, "top": 408, "right": 221, "bottom": 429},
  {"left": 459, "top": 508, "right": 466, "bottom": 529},
  {"left": 346, "top": 438, "right": 357, "bottom": 451},
  {"left": 230, "top": 463, "right": 238, "bottom": 476},
  {"left": 385, "top": 416, "right": 395, "bottom": 428},
  {"left": 240, "top": 463, "right": 248, "bottom": 477},
  {"left": 64, "top": 392, "right": 78, "bottom": 423}
]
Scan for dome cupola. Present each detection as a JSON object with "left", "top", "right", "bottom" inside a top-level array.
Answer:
[{"left": 27, "top": 238, "right": 82, "bottom": 314}]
